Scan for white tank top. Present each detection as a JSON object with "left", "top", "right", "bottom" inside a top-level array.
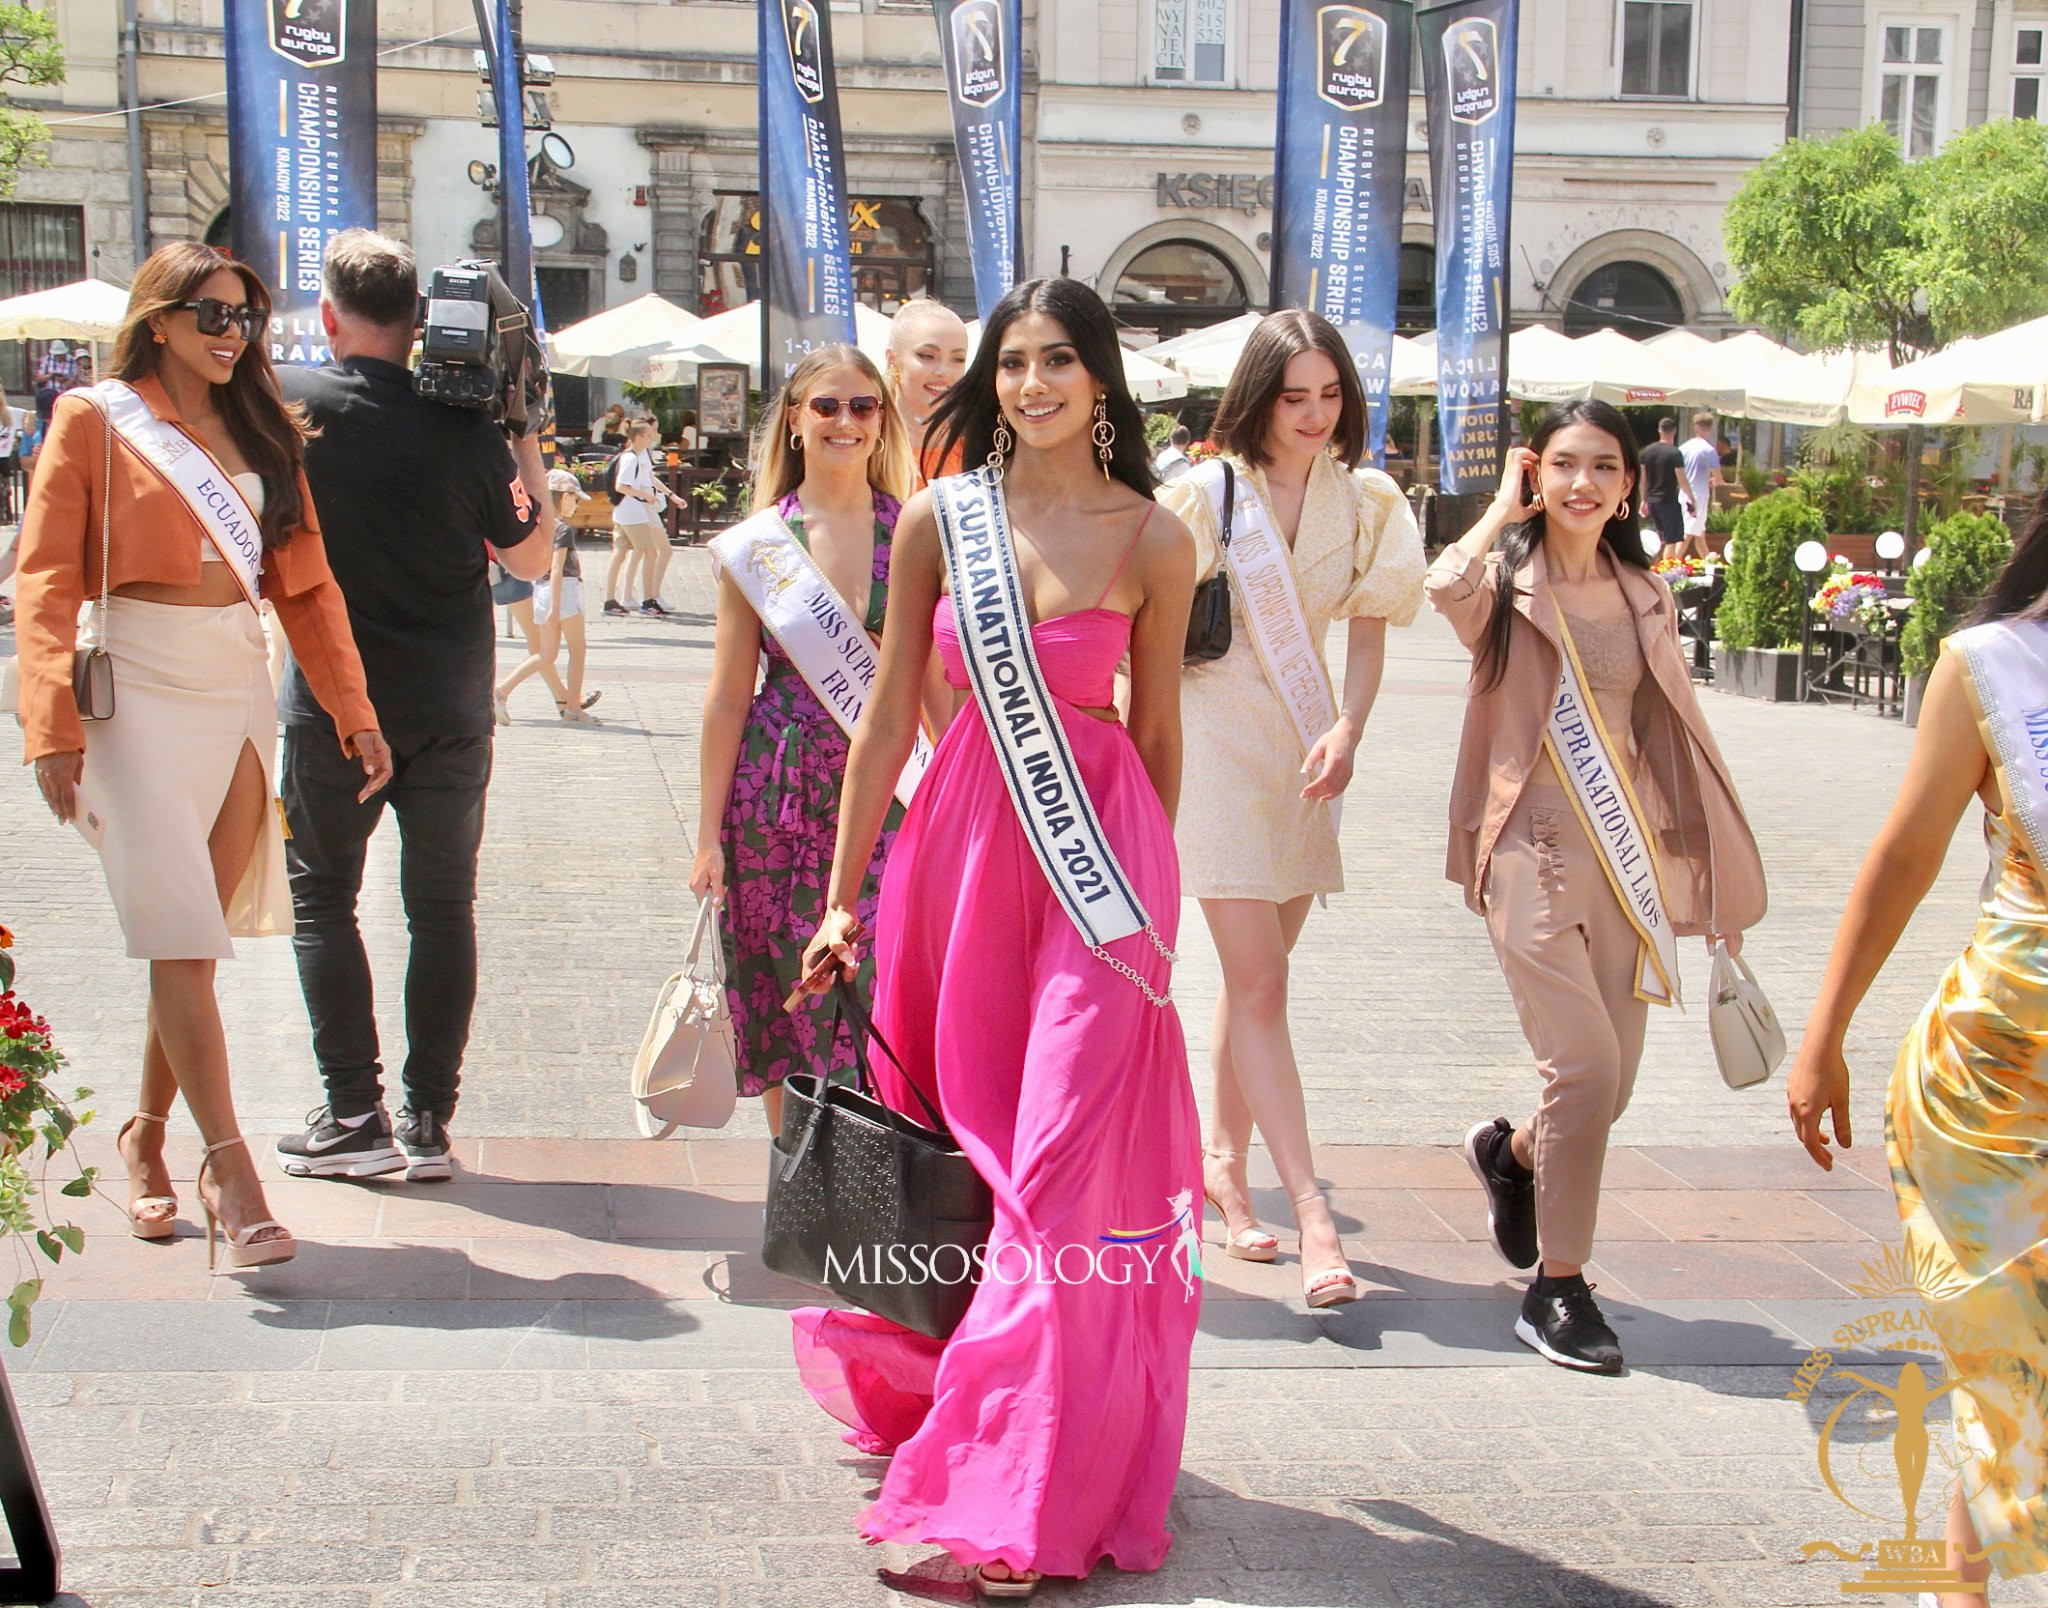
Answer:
[{"left": 200, "top": 472, "right": 265, "bottom": 561}]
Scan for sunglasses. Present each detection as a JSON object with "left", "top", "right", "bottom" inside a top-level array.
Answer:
[
  {"left": 804, "top": 395, "right": 882, "bottom": 421},
  {"left": 174, "top": 299, "right": 260, "bottom": 339}
]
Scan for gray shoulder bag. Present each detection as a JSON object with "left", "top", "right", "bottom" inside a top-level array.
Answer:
[{"left": 71, "top": 394, "right": 114, "bottom": 721}]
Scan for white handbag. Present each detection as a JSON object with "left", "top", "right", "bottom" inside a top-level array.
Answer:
[
  {"left": 630, "top": 900, "right": 739, "bottom": 1136},
  {"left": 1708, "top": 938, "right": 1785, "bottom": 1090}
]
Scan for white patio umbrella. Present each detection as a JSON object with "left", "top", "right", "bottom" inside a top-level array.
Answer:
[
  {"left": 1649, "top": 330, "right": 1801, "bottom": 409},
  {"left": 1144, "top": 311, "right": 1433, "bottom": 396},
  {"left": 1740, "top": 347, "right": 1897, "bottom": 427},
  {"left": 1508, "top": 326, "right": 1736, "bottom": 409},
  {"left": 546, "top": 293, "right": 706, "bottom": 380},
  {"left": 1844, "top": 315, "right": 2048, "bottom": 426},
  {"left": 0, "top": 278, "right": 131, "bottom": 343},
  {"left": 663, "top": 301, "right": 895, "bottom": 384}
]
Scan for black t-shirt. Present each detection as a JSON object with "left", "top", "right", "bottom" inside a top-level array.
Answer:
[
  {"left": 1640, "top": 441, "right": 1685, "bottom": 505},
  {"left": 280, "top": 357, "right": 538, "bottom": 736},
  {"left": 554, "top": 519, "right": 581, "bottom": 580}
]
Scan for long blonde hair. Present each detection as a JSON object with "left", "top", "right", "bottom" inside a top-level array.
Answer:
[{"left": 749, "top": 345, "right": 910, "bottom": 513}]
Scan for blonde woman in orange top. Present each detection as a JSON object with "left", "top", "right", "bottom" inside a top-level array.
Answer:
[{"left": 16, "top": 243, "right": 390, "bottom": 1271}]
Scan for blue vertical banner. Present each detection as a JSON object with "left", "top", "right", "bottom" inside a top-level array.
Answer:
[
  {"left": 1419, "top": 0, "right": 1516, "bottom": 494},
  {"left": 491, "top": 0, "right": 536, "bottom": 315},
  {"left": 225, "top": 0, "right": 379, "bottom": 366},
  {"left": 759, "top": 0, "right": 858, "bottom": 388},
  {"left": 933, "top": 0, "right": 1022, "bottom": 320},
  {"left": 1270, "top": 0, "right": 1411, "bottom": 460}
]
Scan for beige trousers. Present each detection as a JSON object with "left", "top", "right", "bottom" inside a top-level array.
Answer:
[{"left": 1483, "top": 784, "right": 1649, "bottom": 1266}]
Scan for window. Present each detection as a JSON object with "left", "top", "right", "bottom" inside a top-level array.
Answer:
[
  {"left": 2016, "top": 25, "right": 2045, "bottom": 119},
  {"left": 1620, "top": 0, "right": 1693, "bottom": 97},
  {"left": 1880, "top": 22, "right": 1946, "bottom": 156},
  {"left": 1110, "top": 238, "right": 1247, "bottom": 343},
  {"left": 1561, "top": 260, "right": 1685, "bottom": 340},
  {"left": 698, "top": 192, "right": 932, "bottom": 315},
  {"left": 1153, "top": 0, "right": 1228, "bottom": 84},
  {"left": 1397, "top": 242, "right": 1435, "bottom": 335},
  {"left": 0, "top": 203, "right": 85, "bottom": 396}
]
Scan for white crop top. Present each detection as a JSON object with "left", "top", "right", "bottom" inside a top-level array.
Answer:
[{"left": 200, "top": 472, "right": 265, "bottom": 561}]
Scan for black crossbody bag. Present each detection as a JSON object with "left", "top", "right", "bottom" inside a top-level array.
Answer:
[{"left": 1181, "top": 461, "right": 1233, "bottom": 665}]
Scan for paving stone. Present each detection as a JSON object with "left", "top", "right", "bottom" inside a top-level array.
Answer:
[
  {"left": 404, "top": 1543, "right": 586, "bottom": 1582},
  {"left": 226, "top": 1545, "right": 406, "bottom": 1586},
  {"left": 375, "top": 1503, "right": 542, "bottom": 1541},
  {"left": 287, "top": 1468, "right": 462, "bottom": 1506},
  {"left": 193, "top": 1504, "right": 373, "bottom": 1544}
]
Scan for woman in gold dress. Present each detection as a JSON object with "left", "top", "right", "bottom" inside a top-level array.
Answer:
[{"left": 1791, "top": 509, "right": 2048, "bottom": 1604}]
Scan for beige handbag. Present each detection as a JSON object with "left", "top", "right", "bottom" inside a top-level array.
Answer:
[
  {"left": 1709, "top": 939, "right": 1784, "bottom": 1090},
  {"left": 631, "top": 900, "right": 739, "bottom": 1136}
]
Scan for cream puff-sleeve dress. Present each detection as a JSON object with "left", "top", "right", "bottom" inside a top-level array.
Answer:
[{"left": 1159, "top": 452, "right": 1424, "bottom": 902}]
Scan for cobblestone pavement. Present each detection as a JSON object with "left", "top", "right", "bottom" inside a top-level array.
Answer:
[{"left": 3, "top": 540, "right": 2041, "bottom": 1608}]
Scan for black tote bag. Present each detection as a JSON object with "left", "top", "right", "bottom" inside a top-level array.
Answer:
[
  {"left": 761, "top": 983, "right": 994, "bottom": 1340},
  {"left": 1182, "top": 461, "right": 1234, "bottom": 664}
]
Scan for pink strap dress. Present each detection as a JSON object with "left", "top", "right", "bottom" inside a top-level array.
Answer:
[{"left": 790, "top": 578, "right": 1202, "bottom": 1582}]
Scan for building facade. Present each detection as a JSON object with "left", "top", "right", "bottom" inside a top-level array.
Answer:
[{"left": 1797, "top": 0, "right": 2043, "bottom": 150}]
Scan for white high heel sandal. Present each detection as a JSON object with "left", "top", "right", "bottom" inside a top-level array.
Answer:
[
  {"left": 1201, "top": 1147, "right": 1279, "bottom": 1262},
  {"left": 198, "top": 1136, "right": 296, "bottom": 1271},
  {"left": 117, "top": 1111, "right": 177, "bottom": 1241}
]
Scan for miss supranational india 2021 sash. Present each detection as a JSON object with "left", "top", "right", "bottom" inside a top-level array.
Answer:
[
  {"left": 1543, "top": 613, "right": 1682, "bottom": 1007},
  {"left": 1951, "top": 618, "right": 2048, "bottom": 875},
  {"left": 929, "top": 468, "right": 1175, "bottom": 1007},
  {"left": 94, "top": 380, "right": 262, "bottom": 608},
  {"left": 1191, "top": 460, "right": 1344, "bottom": 831},
  {"left": 710, "top": 510, "right": 931, "bottom": 809}
]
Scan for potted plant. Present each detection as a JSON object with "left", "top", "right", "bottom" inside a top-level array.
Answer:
[
  {"left": 0, "top": 926, "right": 97, "bottom": 1344},
  {"left": 1713, "top": 491, "right": 1826, "bottom": 700},
  {"left": 1900, "top": 510, "right": 2012, "bottom": 725}
]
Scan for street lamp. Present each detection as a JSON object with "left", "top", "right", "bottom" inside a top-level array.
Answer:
[
  {"left": 1876, "top": 530, "right": 1905, "bottom": 574},
  {"left": 1640, "top": 527, "right": 1661, "bottom": 559},
  {"left": 1796, "top": 540, "right": 1829, "bottom": 702}
]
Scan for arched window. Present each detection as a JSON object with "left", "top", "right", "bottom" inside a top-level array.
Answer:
[
  {"left": 1561, "top": 260, "right": 1684, "bottom": 339},
  {"left": 1111, "top": 239, "right": 1248, "bottom": 343}
]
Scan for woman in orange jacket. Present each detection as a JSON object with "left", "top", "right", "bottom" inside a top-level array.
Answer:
[{"left": 16, "top": 243, "right": 391, "bottom": 1271}]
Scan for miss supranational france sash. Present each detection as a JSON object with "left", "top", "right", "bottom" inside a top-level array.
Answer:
[
  {"left": 1193, "top": 460, "right": 1342, "bottom": 829},
  {"left": 1951, "top": 619, "right": 2048, "bottom": 877},
  {"left": 711, "top": 510, "right": 931, "bottom": 809},
  {"left": 929, "top": 469, "right": 1173, "bottom": 1003},
  {"left": 94, "top": 380, "right": 262, "bottom": 607},
  {"left": 1542, "top": 613, "right": 1682, "bottom": 1006}
]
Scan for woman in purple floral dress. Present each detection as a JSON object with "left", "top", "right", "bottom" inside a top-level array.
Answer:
[{"left": 692, "top": 346, "right": 913, "bottom": 1131}]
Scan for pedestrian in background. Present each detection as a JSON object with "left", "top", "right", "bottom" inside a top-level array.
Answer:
[
  {"left": 1152, "top": 422, "right": 1194, "bottom": 483},
  {"left": 1790, "top": 498, "right": 2048, "bottom": 1605},
  {"left": 15, "top": 242, "right": 389, "bottom": 1268},
  {"left": 1427, "top": 399, "right": 1764, "bottom": 1374},
  {"left": 603, "top": 418, "right": 681, "bottom": 618},
  {"left": 273, "top": 228, "right": 550, "bottom": 1185},
  {"left": 885, "top": 297, "right": 970, "bottom": 488},
  {"left": 496, "top": 467, "right": 601, "bottom": 723},
  {"left": 692, "top": 344, "right": 909, "bottom": 1136},
  {"left": 596, "top": 402, "right": 627, "bottom": 448},
  {"left": 1680, "top": 409, "right": 1720, "bottom": 559},
  {"left": 1639, "top": 416, "right": 1687, "bottom": 562},
  {"left": 1157, "top": 308, "right": 1424, "bottom": 1306}
]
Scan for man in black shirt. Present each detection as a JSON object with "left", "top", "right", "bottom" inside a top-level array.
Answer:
[
  {"left": 276, "top": 229, "right": 550, "bottom": 1183},
  {"left": 1639, "top": 417, "right": 1688, "bottom": 562}
]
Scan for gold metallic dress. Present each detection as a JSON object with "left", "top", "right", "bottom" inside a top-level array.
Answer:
[{"left": 1888, "top": 805, "right": 2048, "bottom": 1577}]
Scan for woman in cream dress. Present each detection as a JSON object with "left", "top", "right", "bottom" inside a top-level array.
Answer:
[{"left": 1158, "top": 309, "right": 1424, "bottom": 1305}]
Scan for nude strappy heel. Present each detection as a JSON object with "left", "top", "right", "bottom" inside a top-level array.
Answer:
[
  {"left": 197, "top": 1136, "right": 296, "bottom": 1271},
  {"left": 1293, "top": 1190, "right": 1359, "bottom": 1309},
  {"left": 974, "top": 1563, "right": 1042, "bottom": 1599},
  {"left": 117, "top": 1111, "right": 177, "bottom": 1241},
  {"left": 1201, "top": 1147, "right": 1279, "bottom": 1262}
]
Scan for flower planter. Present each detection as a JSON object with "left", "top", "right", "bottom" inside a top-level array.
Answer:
[{"left": 1712, "top": 644, "right": 1802, "bottom": 702}]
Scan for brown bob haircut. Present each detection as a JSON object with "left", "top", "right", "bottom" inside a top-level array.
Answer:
[{"left": 1208, "top": 309, "right": 1366, "bottom": 470}]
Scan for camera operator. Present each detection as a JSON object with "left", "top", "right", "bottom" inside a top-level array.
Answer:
[{"left": 275, "top": 229, "right": 550, "bottom": 1185}]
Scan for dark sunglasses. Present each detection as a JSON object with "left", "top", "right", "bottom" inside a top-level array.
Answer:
[
  {"left": 174, "top": 298, "right": 260, "bottom": 339},
  {"left": 804, "top": 394, "right": 881, "bottom": 420}
]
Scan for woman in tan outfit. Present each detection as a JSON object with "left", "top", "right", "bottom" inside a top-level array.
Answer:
[
  {"left": 1426, "top": 399, "right": 1765, "bottom": 1372},
  {"left": 1158, "top": 310, "right": 1425, "bottom": 1306}
]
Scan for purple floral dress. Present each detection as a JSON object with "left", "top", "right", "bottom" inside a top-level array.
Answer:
[{"left": 721, "top": 490, "right": 904, "bottom": 1095}]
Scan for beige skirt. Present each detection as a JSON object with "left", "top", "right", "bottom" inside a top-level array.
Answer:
[{"left": 79, "top": 597, "right": 290, "bottom": 960}]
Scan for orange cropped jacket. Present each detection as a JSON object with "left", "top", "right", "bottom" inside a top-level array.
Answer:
[{"left": 14, "top": 374, "right": 377, "bottom": 762}]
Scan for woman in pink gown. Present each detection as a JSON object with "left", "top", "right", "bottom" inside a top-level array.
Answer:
[{"left": 794, "top": 277, "right": 1201, "bottom": 1598}]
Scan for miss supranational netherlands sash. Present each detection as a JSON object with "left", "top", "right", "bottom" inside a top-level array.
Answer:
[
  {"left": 710, "top": 510, "right": 931, "bottom": 810},
  {"left": 1193, "top": 459, "right": 1342, "bottom": 830},
  {"left": 1950, "top": 619, "right": 2048, "bottom": 877},
  {"left": 929, "top": 469, "right": 1174, "bottom": 1004},
  {"left": 94, "top": 380, "right": 262, "bottom": 608},
  {"left": 1543, "top": 613, "right": 1682, "bottom": 1006}
]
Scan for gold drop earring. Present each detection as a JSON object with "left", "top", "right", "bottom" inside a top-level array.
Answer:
[
  {"left": 986, "top": 413, "right": 1014, "bottom": 483},
  {"left": 1091, "top": 396, "right": 1114, "bottom": 481}
]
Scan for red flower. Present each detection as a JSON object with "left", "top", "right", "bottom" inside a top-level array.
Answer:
[{"left": 0, "top": 1068, "right": 27, "bottom": 1097}]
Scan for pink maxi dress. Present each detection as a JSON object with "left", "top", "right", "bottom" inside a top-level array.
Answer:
[{"left": 791, "top": 592, "right": 1202, "bottom": 1582}]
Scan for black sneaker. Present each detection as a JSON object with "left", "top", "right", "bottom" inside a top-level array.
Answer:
[
  {"left": 276, "top": 1106, "right": 404, "bottom": 1179},
  {"left": 639, "top": 598, "right": 669, "bottom": 617},
  {"left": 1464, "top": 1116, "right": 1538, "bottom": 1270},
  {"left": 1516, "top": 1273, "right": 1624, "bottom": 1374},
  {"left": 602, "top": 598, "right": 629, "bottom": 616},
  {"left": 395, "top": 1108, "right": 453, "bottom": 1182}
]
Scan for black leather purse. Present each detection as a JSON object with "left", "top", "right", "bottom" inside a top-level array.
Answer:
[
  {"left": 1182, "top": 461, "right": 1234, "bottom": 665},
  {"left": 761, "top": 982, "right": 994, "bottom": 1340}
]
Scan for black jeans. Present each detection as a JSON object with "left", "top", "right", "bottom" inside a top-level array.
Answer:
[{"left": 281, "top": 728, "right": 492, "bottom": 1122}]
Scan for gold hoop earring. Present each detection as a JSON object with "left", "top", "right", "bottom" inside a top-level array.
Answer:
[
  {"left": 1618, "top": 498, "right": 1632, "bottom": 520},
  {"left": 986, "top": 414, "right": 1014, "bottom": 483},
  {"left": 1529, "top": 490, "right": 1544, "bottom": 512},
  {"left": 1091, "top": 396, "right": 1114, "bottom": 481}
]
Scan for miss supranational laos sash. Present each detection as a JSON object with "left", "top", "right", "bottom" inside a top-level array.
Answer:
[
  {"left": 1192, "top": 459, "right": 1343, "bottom": 830},
  {"left": 710, "top": 509, "right": 932, "bottom": 810},
  {"left": 1542, "top": 613, "right": 1682, "bottom": 1006},
  {"left": 1950, "top": 619, "right": 2048, "bottom": 876},
  {"left": 95, "top": 380, "right": 262, "bottom": 608},
  {"left": 929, "top": 468, "right": 1174, "bottom": 1005}
]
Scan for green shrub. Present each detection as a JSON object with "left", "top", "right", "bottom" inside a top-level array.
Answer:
[
  {"left": 1717, "top": 491, "right": 1826, "bottom": 651},
  {"left": 1789, "top": 465, "right": 1874, "bottom": 534},
  {"left": 1901, "top": 510, "right": 2012, "bottom": 677},
  {"left": 1144, "top": 412, "right": 1177, "bottom": 450},
  {"left": 1706, "top": 502, "right": 1740, "bottom": 535}
]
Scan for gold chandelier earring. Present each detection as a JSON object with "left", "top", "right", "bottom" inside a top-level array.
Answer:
[
  {"left": 986, "top": 413, "right": 1014, "bottom": 482},
  {"left": 1091, "top": 396, "right": 1115, "bottom": 480}
]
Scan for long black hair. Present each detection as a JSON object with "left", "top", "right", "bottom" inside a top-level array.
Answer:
[
  {"left": 927, "top": 277, "right": 1156, "bottom": 501},
  {"left": 1476, "top": 399, "right": 1647, "bottom": 692},
  {"left": 1968, "top": 485, "right": 2048, "bottom": 625}
]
